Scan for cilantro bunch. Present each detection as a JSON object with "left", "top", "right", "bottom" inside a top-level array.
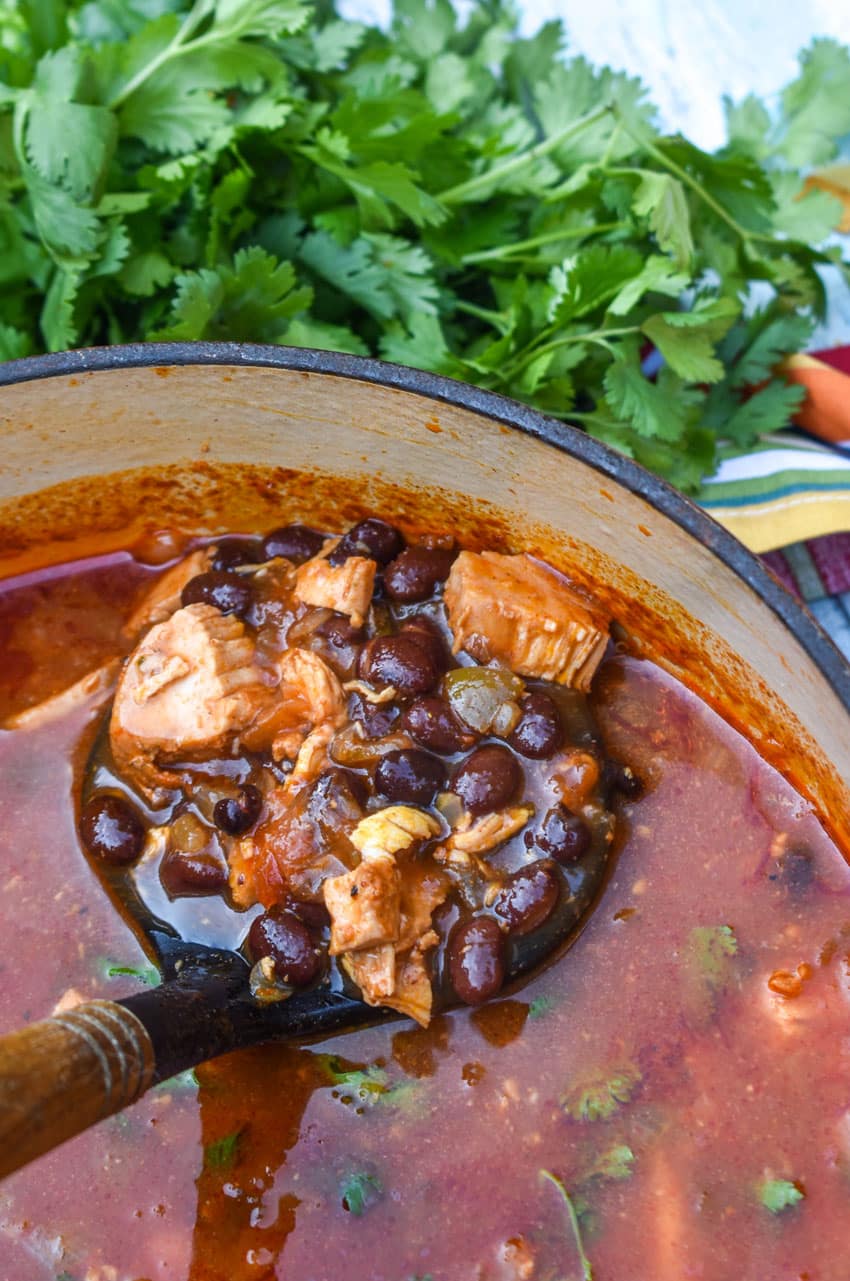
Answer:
[{"left": 2, "top": 0, "right": 850, "bottom": 490}]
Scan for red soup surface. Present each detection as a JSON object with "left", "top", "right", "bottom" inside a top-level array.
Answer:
[{"left": 1, "top": 549, "right": 849, "bottom": 1281}]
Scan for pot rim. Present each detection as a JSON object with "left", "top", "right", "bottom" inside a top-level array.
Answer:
[{"left": 2, "top": 340, "right": 848, "bottom": 713}]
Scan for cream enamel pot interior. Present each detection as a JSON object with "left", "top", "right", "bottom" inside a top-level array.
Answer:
[{"left": 0, "top": 342, "right": 848, "bottom": 855}]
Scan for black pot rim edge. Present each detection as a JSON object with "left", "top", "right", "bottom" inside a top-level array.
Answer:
[{"left": 2, "top": 339, "right": 848, "bottom": 715}]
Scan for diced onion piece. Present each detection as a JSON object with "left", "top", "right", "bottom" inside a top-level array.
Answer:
[
  {"left": 249, "top": 957, "right": 293, "bottom": 1005},
  {"left": 330, "top": 725, "right": 413, "bottom": 767},
  {"left": 444, "top": 666, "right": 524, "bottom": 734}
]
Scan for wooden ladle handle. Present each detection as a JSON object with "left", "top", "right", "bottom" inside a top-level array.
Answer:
[{"left": 0, "top": 1000, "right": 155, "bottom": 1179}]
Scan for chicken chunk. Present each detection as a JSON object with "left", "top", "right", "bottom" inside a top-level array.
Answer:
[
  {"left": 110, "top": 604, "right": 273, "bottom": 796},
  {"left": 123, "top": 548, "right": 213, "bottom": 637},
  {"left": 323, "top": 808, "right": 440, "bottom": 953},
  {"left": 342, "top": 944, "right": 397, "bottom": 1002},
  {"left": 324, "top": 853, "right": 402, "bottom": 954},
  {"left": 242, "top": 647, "right": 346, "bottom": 763},
  {"left": 444, "top": 551, "right": 609, "bottom": 690},
  {"left": 294, "top": 555, "right": 376, "bottom": 628}
]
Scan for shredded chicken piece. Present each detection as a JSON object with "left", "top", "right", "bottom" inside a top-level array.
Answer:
[
  {"left": 444, "top": 551, "right": 609, "bottom": 690},
  {"left": 110, "top": 604, "right": 274, "bottom": 796},
  {"left": 2, "top": 659, "right": 120, "bottom": 731},
  {"left": 396, "top": 865, "right": 449, "bottom": 951},
  {"left": 123, "top": 548, "right": 213, "bottom": 637},
  {"left": 435, "top": 805, "right": 534, "bottom": 869},
  {"left": 343, "top": 679, "right": 397, "bottom": 703},
  {"left": 324, "top": 852, "right": 402, "bottom": 954},
  {"left": 351, "top": 806, "right": 441, "bottom": 857},
  {"left": 242, "top": 647, "right": 346, "bottom": 762},
  {"left": 323, "top": 805, "right": 447, "bottom": 1023},
  {"left": 343, "top": 931, "right": 439, "bottom": 1026},
  {"left": 382, "top": 931, "right": 439, "bottom": 1025},
  {"left": 294, "top": 554, "right": 376, "bottom": 628},
  {"left": 342, "top": 944, "right": 397, "bottom": 1002}
]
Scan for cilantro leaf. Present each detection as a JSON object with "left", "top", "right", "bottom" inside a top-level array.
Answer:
[
  {"left": 340, "top": 1168, "right": 382, "bottom": 1216},
  {"left": 581, "top": 1143, "right": 635, "bottom": 1183},
  {"left": 725, "top": 311, "right": 815, "bottom": 388},
  {"left": 643, "top": 298, "right": 739, "bottom": 383},
  {"left": 681, "top": 924, "right": 739, "bottom": 1026},
  {"left": 632, "top": 171, "right": 694, "bottom": 269},
  {"left": 780, "top": 39, "right": 850, "bottom": 167},
  {"left": 204, "top": 1128, "right": 243, "bottom": 1170},
  {"left": 153, "top": 247, "right": 311, "bottom": 341},
  {"left": 301, "top": 230, "right": 437, "bottom": 324},
  {"left": 104, "top": 961, "right": 161, "bottom": 986},
  {"left": 548, "top": 244, "right": 644, "bottom": 325},
  {"left": 0, "top": 322, "right": 30, "bottom": 359},
  {"left": 759, "top": 1177, "right": 804, "bottom": 1214},
  {"left": 721, "top": 381, "right": 807, "bottom": 447},
  {"left": 527, "top": 995, "right": 554, "bottom": 1020},
  {"left": 118, "top": 71, "right": 232, "bottom": 154},
  {"left": 561, "top": 1061, "right": 641, "bottom": 1122},
  {"left": 604, "top": 344, "right": 690, "bottom": 443}
]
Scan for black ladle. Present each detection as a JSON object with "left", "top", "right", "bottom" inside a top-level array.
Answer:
[{"left": 0, "top": 725, "right": 610, "bottom": 1181}]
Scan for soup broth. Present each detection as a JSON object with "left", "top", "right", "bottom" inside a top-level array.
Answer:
[{"left": 1, "top": 540, "right": 849, "bottom": 1281}]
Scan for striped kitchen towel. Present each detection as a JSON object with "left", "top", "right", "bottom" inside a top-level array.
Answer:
[
  {"left": 696, "top": 346, "right": 850, "bottom": 659},
  {"left": 698, "top": 348, "right": 850, "bottom": 554}
]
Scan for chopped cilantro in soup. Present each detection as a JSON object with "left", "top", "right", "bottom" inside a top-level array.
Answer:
[{"left": 0, "top": 517, "right": 848, "bottom": 1281}]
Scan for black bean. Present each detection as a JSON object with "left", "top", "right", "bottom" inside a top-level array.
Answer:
[
  {"left": 452, "top": 744, "right": 521, "bottom": 815},
  {"left": 447, "top": 916, "right": 505, "bottom": 1005},
  {"left": 384, "top": 546, "right": 456, "bottom": 603},
  {"left": 313, "top": 613, "right": 365, "bottom": 680},
  {"left": 329, "top": 518, "right": 404, "bottom": 566},
  {"left": 160, "top": 851, "right": 228, "bottom": 896},
  {"left": 359, "top": 634, "right": 439, "bottom": 696},
  {"left": 375, "top": 749, "right": 447, "bottom": 805},
  {"left": 213, "top": 784, "right": 264, "bottom": 836},
  {"left": 494, "top": 861, "right": 559, "bottom": 935},
  {"left": 402, "top": 695, "right": 476, "bottom": 754},
  {"left": 80, "top": 793, "right": 146, "bottom": 865},
  {"left": 603, "top": 759, "right": 644, "bottom": 801},
  {"left": 536, "top": 805, "right": 591, "bottom": 863},
  {"left": 291, "top": 899, "right": 332, "bottom": 932},
  {"left": 508, "top": 691, "right": 563, "bottom": 759},
  {"left": 400, "top": 614, "right": 450, "bottom": 673},
  {"left": 181, "top": 570, "right": 254, "bottom": 618},
  {"left": 248, "top": 907, "right": 323, "bottom": 986},
  {"left": 349, "top": 690, "right": 401, "bottom": 739},
  {"left": 210, "top": 537, "right": 262, "bottom": 572},
  {"left": 262, "top": 523, "right": 325, "bottom": 565}
]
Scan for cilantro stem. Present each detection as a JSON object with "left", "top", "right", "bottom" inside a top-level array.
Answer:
[
  {"left": 461, "top": 221, "right": 629, "bottom": 265},
  {"left": 107, "top": 0, "right": 213, "bottom": 110},
  {"left": 540, "top": 1169, "right": 593, "bottom": 1281},
  {"left": 504, "top": 325, "right": 639, "bottom": 378},
  {"left": 437, "top": 103, "right": 612, "bottom": 205},
  {"left": 454, "top": 299, "right": 511, "bottom": 330},
  {"left": 614, "top": 118, "right": 772, "bottom": 246}
]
